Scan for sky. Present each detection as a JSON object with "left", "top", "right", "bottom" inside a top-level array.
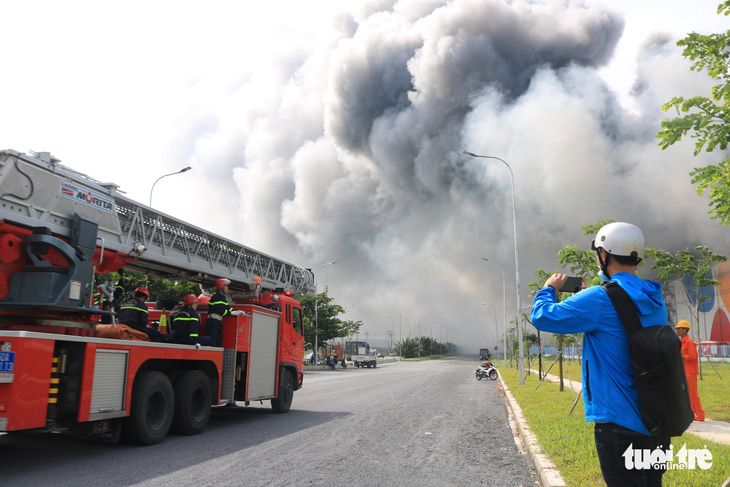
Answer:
[{"left": 1, "top": 0, "right": 728, "bottom": 352}]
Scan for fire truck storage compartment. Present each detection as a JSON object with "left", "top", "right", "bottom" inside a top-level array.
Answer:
[
  {"left": 88, "top": 348, "right": 129, "bottom": 421},
  {"left": 247, "top": 309, "right": 279, "bottom": 400}
]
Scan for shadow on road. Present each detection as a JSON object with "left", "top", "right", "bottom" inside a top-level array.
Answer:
[{"left": 0, "top": 407, "right": 351, "bottom": 485}]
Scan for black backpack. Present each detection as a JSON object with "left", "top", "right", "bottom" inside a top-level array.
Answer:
[{"left": 603, "top": 282, "right": 694, "bottom": 437}]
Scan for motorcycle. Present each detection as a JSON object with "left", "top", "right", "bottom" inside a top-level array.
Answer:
[{"left": 475, "top": 361, "right": 498, "bottom": 381}]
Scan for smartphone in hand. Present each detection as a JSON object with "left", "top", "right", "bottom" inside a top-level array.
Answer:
[{"left": 559, "top": 276, "right": 583, "bottom": 293}]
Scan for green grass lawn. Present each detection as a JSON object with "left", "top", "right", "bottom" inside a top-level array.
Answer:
[
  {"left": 503, "top": 366, "right": 730, "bottom": 487},
  {"left": 525, "top": 358, "right": 729, "bottom": 422},
  {"left": 697, "top": 361, "right": 730, "bottom": 422}
]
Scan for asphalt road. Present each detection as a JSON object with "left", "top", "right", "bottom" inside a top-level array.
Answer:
[{"left": 0, "top": 356, "right": 538, "bottom": 487}]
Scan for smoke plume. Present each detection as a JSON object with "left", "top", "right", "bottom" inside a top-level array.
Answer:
[{"left": 180, "top": 0, "right": 728, "bottom": 350}]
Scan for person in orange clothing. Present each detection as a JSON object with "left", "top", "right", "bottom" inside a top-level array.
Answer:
[{"left": 676, "top": 320, "right": 705, "bottom": 421}]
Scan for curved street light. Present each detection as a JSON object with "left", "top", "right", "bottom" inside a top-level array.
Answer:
[
  {"left": 313, "top": 261, "right": 337, "bottom": 365},
  {"left": 464, "top": 151, "right": 525, "bottom": 385},
  {"left": 149, "top": 166, "right": 192, "bottom": 207}
]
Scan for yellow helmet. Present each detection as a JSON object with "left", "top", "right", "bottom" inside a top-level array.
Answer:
[{"left": 676, "top": 320, "right": 691, "bottom": 329}]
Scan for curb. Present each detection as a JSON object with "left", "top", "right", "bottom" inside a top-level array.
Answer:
[{"left": 499, "top": 373, "right": 567, "bottom": 487}]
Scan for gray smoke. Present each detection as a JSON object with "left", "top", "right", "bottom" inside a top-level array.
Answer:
[{"left": 183, "top": 0, "right": 728, "bottom": 351}]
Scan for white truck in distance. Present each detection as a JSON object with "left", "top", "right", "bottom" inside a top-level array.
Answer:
[{"left": 352, "top": 344, "right": 377, "bottom": 368}]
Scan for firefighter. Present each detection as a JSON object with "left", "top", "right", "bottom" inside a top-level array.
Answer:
[
  {"left": 206, "top": 278, "right": 242, "bottom": 347},
  {"left": 676, "top": 320, "right": 705, "bottom": 421},
  {"left": 118, "top": 287, "right": 161, "bottom": 342},
  {"left": 170, "top": 294, "right": 211, "bottom": 346}
]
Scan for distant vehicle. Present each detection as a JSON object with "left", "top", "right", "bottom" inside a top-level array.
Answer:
[
  {"left": 479, "top": 348, "right": 491, "bottom": 361},
  {"left": 305, "top": 352, "right": 314, "bottom": 363},
  {"left": 377, "top": 353, "right": 384, "bottom": 358},
  {"left": 349, "top": 342, "right": 377, "bottom": 368}
]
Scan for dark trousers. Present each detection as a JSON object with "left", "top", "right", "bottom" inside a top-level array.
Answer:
[
  {"left": 594, "top": 423, "right": 670, "bottom": 487},
  {"left": 205, "top": 320, "right": 223, "bottom": 347}
]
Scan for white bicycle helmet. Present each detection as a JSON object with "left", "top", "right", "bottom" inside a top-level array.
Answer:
[{"left": 591, "top": 222, "right": 645, "bottom": 262}]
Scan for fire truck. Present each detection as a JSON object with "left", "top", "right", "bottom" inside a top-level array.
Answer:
[{"left": 0, "top": 149, "right": 315, "bottom": 445}]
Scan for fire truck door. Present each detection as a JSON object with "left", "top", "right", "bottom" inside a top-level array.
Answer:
[
  {"left": 247, "top": 310, "right": 278, "bottom": 400},
  {"left": 288, "top": 305, "right": 304, "bottom": 363}
]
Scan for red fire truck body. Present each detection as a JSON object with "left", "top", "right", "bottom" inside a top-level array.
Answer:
[{"left": 0, "top": 149, "right": 314, "bottom": 444}]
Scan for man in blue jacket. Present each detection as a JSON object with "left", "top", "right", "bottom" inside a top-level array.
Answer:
[{"left": 531, "top": 222, "right": 669, "bottom": 487}]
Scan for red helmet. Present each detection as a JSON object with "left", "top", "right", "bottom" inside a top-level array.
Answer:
[
  {"left": 215, "top": 278, "right": 231, "bottom": 290},
  {"left": 183, "top": 294, "right": 197, "bottom": 306},
  {"left": 134, "top": 287, "right": 150, "bottom": 299}
]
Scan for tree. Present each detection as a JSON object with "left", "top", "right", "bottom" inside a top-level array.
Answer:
[
  {"left": 394, "top": 336, "right": 448, "bottom": 358},
  {"left": 299, "top": 292, "right": 361, "bottom": 352},
  {"left": 98, "top": 270, "right": 199, "bottom": 309},
  {"left": 657, "top": 2, "right": 730, "bottom": 225},
  {"left": 395, "top": 337, "right": 420, "bottom": 358}
]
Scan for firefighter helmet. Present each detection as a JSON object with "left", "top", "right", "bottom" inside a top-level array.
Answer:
[
  {"left": 591, "top": 222, "right": 645, "bottom": 262},
  {"left": 676, "top": 320, "right": 691, "bottom": 329},
  {"left": 183, "top": 294, "right": 197, "bottom": 306},
  {"left": 134, "top": 287, "right": 150, "bottom": 299},
  {"left": 215, "top": 278, "right": 230, "bottom": 290}
]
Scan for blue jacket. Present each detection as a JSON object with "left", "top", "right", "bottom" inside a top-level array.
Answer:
[{"left": 530, "top": 272, "right": 667, "bottom": 435}]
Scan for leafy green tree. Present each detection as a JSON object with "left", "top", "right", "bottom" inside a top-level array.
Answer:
[
  {"left": 299, "top": 292, "right": 361, "bottom": 352},
  {"left": 395, "top": 336, "right": 446, "bottom": 358},
  {"left": 657, "top": 2, "right": 730, "bottom": 225},
  {"left": 97, "top": 270, "right": 198, "bottom": 309},
  {"left": 395, "top": 337, "right": 420, "bottom": 358}
]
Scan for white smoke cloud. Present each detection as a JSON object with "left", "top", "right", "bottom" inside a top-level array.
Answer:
[
  {"left": 216, "top": 0, "right": 730, "bottom": 352},
  {"left": 4, "top": 0, "right": 726, "bottom": 352}
]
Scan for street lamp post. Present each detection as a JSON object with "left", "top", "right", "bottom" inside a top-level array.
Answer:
[
  {"left": 314, "top": 261, "right": 337, "bottom": 366},
  {"left": 149, "top": 166, "right": 192, "bottom": 207},
  {"left": 482, "top": 257, "right": 507, "bottom": 371},
  {"left": 416, "top": 314, "right": 428, "bottom": 358},
  {"left": 464, "top": 151, "right": 524, "bottom": 385},
  {"left": 385, "top": 315, "right": 395, "bottom": 356},
  {"left": 439, "top": 324, "right": 451, "bottom": 353}
]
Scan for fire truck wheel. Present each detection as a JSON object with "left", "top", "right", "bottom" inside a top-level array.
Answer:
[
  {"left": 172, "top": 370, "right": 212, "bottom": 435},
  {"left": 271, "top": 370, "right": 294, "bottom": 414},
  {"left": 124, "top": 371, "right": 174, "bottom": 445}
]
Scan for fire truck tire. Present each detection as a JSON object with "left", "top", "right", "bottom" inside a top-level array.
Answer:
[
  {"left": 124, "top": 371, "right": 174, "bottom": 445},
  {"left": 172, "top": 370, "right": 212, "bottom": 435},
  {"left": 271, "top": 370, "right": 294, "bottom": 414}
]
